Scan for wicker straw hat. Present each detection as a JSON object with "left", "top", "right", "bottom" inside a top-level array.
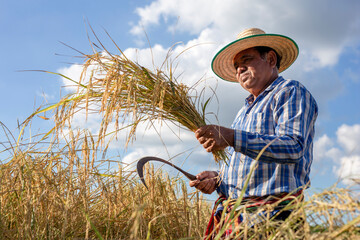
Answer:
[{"left": 211, "top": 28, "right": 298, "bottom": 82}]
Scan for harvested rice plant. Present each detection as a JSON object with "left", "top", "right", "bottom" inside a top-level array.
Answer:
[{"left": 0, "top": 32, "right": 359, "bottom": 239}]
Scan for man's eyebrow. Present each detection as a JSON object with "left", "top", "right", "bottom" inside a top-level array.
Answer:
[
  {"left": 234, "top": 54, "right": 253, "bottom": 63},
  {"left": 233, "top": 54, "right": 254, "bottom": 66},
  {"left": 239, "top": 54, "right": 253, "bottom": 60}
]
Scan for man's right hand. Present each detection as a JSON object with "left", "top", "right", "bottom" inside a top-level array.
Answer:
[
  {"left": 189, "top": 171, "right": 219, "bottom": 194},
  {"left": 195, "top": 125, "right": 234, "bottom": 153}
]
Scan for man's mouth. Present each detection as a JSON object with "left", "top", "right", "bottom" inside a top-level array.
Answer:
[{"left": 240, "top": 72, "right": 250, "bottom": 82}]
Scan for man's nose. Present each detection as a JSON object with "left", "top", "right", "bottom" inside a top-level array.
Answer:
[{"left": 236, "top": 66, "right": 247, "bottom": 74}]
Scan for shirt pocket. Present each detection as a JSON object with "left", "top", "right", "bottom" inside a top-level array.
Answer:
[{"left": 247, "top": 112, "right": 266, "bottom": 134}]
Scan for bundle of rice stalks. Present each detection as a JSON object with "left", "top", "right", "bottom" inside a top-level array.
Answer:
[{"left": 30, "top": 32, "right": 227, "bottom": 163}]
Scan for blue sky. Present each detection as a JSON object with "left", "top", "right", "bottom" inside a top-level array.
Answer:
[{"left": 1, "top": 0, "right": 359, "bottom": 197}]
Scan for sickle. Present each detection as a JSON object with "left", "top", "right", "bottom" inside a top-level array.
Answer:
[{"left": 137, "top": 156, "right": 197, "bottom": 189}]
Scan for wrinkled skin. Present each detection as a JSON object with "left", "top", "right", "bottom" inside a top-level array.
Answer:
[{"left": 233, "top": 47, "right": 278, "bottom": 97}]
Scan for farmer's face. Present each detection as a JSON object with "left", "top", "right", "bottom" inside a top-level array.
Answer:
[{"left": 233, "top": 48, "right": 276, "bottom": 97}]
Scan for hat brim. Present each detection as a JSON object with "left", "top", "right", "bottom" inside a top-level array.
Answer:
[{"left": 211, "top": 34, "right": 299, "bottom": 82}]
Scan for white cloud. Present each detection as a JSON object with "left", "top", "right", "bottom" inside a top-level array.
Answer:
[
  {"left": 336, "top": 155, "right": 360, "bottom": 185},
  {"left": 314, "top": 124, "right": 360, "bottom": 186},
  {"left": 131, "top": 0, "right": 360, "bottom": 71},
  {"left": 313, "top": 134, "right": 342, "bottom": 162},
  {"left": 57, "top": 64, "right": 84, "bottom": 92},
  {"left": 131, "top": 0, "right": 225, "bottom": 36},
  {"left": 126, "top": 0, "right": 360, "bottom": 133},
  {"left": 336, "top": 124, "right": 360, "bottom": 154}
]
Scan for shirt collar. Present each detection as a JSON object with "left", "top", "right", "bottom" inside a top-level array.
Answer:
[
  {"left": 245, "top": 76, "right": 284, "bottom": 105},
  {"left": 264, "top": 76, "right": 284, "bottom": 93}
]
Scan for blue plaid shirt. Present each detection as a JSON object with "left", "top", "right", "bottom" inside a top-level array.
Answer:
[{"left": 217, "top": 76, "right": 318, "bottom": 199}]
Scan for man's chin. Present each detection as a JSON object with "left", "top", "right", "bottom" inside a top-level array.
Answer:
[{"left": 241, "top": 79, "right": 253, "bottom": 88}]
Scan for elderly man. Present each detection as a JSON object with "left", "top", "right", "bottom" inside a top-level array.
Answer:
[{"left": 189, "top": 28, "right": 318, "bottom": 238}]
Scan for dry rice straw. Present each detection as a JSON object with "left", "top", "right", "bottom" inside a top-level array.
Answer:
[{"left": 33, "top": 36, "right": 227, "bottom": 163}]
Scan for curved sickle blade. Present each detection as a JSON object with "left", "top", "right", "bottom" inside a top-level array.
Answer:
[{"left": 137, "top": 156, "right": 197, "bottom": 189}]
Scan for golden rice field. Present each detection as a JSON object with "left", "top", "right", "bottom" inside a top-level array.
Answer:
[
  {"left": 0, "top": 125, "right": 359, "bottom": 239},
  {"left": 0, "top": 31, "right": 359, "bottom": 239}
]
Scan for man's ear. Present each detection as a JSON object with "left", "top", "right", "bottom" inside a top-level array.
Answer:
[{"left": 267, "top": 50, "right": 277, "bottom": 68}]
